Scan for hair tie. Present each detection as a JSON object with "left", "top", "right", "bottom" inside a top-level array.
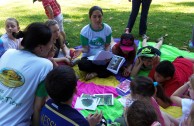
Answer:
[
  {"left": 151, "top": 121, "right": 161, "bottom": 126},
  {"left": 153, "top": 82, "right": 158, "bottom": 87}
]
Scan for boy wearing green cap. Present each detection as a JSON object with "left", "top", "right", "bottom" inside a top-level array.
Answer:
[{"left": 131, "top": 35, "right": 166, "bottom": 77}]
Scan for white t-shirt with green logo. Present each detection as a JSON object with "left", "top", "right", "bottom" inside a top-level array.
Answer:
[
  {"left": 0, "top": 49, "right": 53, "bottom": 126},
  {"left": 80, "top": 23, "right": 112, "bottom": 57}
]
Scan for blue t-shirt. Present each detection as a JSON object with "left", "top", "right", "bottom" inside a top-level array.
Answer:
[{"left": 40, "top": 99, "right": 89, "bottom": 126}]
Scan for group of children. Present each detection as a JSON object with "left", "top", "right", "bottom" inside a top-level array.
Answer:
[{"left": 1, "top": 3, "right": 194, "bottom": 126}]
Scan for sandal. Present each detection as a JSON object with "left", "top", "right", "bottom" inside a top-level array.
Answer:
[
  {"left": 85, "top": 72, "right": 97, "bottom": 81},
  {"left": 156, "top": 34, "right": 168, "bottom": 42}
]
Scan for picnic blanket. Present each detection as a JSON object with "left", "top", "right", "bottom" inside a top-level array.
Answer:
[{"left": 73, "top": 40, "right": 194, "bottom": 121}]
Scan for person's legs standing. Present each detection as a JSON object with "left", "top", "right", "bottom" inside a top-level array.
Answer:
[
  {"left": 126, "top": 0, "right": 141, "bottom": 33},
  {"left": 139, "top": 0, "right": 152, "bottom": 35}
]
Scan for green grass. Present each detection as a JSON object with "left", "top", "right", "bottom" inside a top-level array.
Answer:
[{"left": 0, "top": 0, "right": 194, "bottom": 51}]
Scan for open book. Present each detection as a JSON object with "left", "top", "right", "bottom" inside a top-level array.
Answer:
[
  {"left": 88, "top": 50, "right": 126, "bottom": 74},
  {"left": 107, "top": 55, "right": 126, "bottom": 74},
  {"left": 87, "top": 50, "right": 113, "bottom": 65},
  {"left": 74, "top": 94, "right": 100, "bottom": 110},
  {"left": 116, "top": 79, "right": 131, "bottom": 96},
  {"left": 93, "top": 93, "right": 114, "bottom": 105}
]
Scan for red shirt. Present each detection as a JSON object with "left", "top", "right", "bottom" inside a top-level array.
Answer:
[
  {"left": 42, "top": 0, "right": 61, "bottom": 18},
  {"left": 149, "top": 58, "right": 193, "bottom": 97}
]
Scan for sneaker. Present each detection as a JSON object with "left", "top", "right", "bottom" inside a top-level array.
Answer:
[
  {"left": 156, "top": 34, "right": 168, "bottom": 42},
  {"left": 142, "top": 34, "right": 149, "bottom": 40}
]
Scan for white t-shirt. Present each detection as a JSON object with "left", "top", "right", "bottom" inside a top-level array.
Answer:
[
  {"left": 1, "top": 33, "right": 22, "bottom": 50},
  {"left": 179, "top": 98, "right": 194, "bottom": 125},
  {"left": 0, "top": 49, "right": 53, "bottom": 126},
  {"left": 80, "top": 23, "right": 112, "bottom": 57}
]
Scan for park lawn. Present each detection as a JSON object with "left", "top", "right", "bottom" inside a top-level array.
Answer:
[{"left": 0, "top": 0, "right": 194, "bottom": 51}]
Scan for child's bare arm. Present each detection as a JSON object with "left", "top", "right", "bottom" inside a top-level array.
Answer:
[
  {"left": 45, "top": 6, "right": 54, "bottom": 19},
  {"left": 55, "top": 0, "right": 61, "bottom": 11},
  {"left": 131, "top": 57, "right": 143, "bottom": 77},
  {"left": 53, "top": 57, "right": 71, "bottom": 65},
  {"left": 61, "top": 44, "right": 70, "bottom": 58},
  {"left": 170, "top": 82, "right": 190, "bottom": 107},
  {"left": 32, "top": 96, "right": 46, "bottom": 126}
]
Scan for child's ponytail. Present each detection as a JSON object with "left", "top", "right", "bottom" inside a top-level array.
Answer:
[
  {"left": 156, "top": 84, "right": 172, "bottom": 107},
  {"left": 12, "top": 31, "right": 24, "bottom": 39}
]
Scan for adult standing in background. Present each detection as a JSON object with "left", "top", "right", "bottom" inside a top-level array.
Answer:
[{"left": 126, "top": 0, "right": 152, "bottom": 38}]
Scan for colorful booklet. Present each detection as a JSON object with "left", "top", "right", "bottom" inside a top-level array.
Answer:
[
  {"left": 74, "top": 94, "right": 100, "bottom": 111},
  {"left": 116, "top": 79, "right": 131, "bottom": 93},
  {"left": 93, "top": 93, "right": 114, "bottom": 105},
  {"left": 106, "top": 55, "right": 126, "bottom": 74}
]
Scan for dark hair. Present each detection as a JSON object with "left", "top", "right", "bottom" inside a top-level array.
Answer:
[
  {"left": 120, "top": 33, "right": 134, "bottom": 42},
  {"left": 14, "top": 22, "right": 52, "bottom": 51},
  {"left": 126, "top": 100, "right": 158, "bottom": 126},
  {"left": 130, "top": 76, "right": 155, "bottom": 97},
  {"left": 155, "top": 60, "right": 175, "bottom": 78},
  {"left": 89, "top": 6, "right": 103, "bottom": 18},
  {"left": 156, "top": 84, "right": 172, "bottom": 105},
  {"left": 45, "top": 65, "right": 77, "bottom": 103}
]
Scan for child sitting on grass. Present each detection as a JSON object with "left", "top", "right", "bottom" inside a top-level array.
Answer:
[
  {"left": 40, "top": 65, "right": 102, "bottom": 126},
  {"left": 111, "top": 33, "right": 136, "bottom": 77},
  {"left": 45, "top": 19, "right": 81, "bottom": 67},
  {"left": 170, "top": 74, "right": 194, "bottom": 125},
  {"left": 0, "top": 18, "right": 22, "bottom": 56}
]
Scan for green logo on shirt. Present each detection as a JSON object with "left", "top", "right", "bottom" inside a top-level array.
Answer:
[{"left": 90, "top": 37, "right": 105, "bottom": 46}]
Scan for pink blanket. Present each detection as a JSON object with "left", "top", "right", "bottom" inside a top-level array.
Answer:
[{"left": 72, "top": 80, "right": 118, "bottom": 107}]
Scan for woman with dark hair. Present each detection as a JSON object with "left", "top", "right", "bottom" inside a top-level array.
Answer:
[
  {"left": 78, "top": 6, "right": 112, "bottom": 80},
  {"left": 0, "top": 22, "right": 53, "bottom": 126}
]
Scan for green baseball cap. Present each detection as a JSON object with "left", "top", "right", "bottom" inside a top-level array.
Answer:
[{"left": 137, "top": 46, "right": 156, "bottom": 57}]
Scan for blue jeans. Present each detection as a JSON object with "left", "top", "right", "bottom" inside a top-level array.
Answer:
[{"left": 127, "top": 0, "right": 152, "bottom": 35}]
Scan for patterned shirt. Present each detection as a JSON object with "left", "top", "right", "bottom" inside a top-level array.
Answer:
[{"left": 42, "top": 0, "right": 61, "bottom": 18}]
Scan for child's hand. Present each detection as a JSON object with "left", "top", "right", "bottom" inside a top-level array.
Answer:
[
  {"left": 152, "top": 56, "right": 160, "bottom": 68},
  {"left": 135, "top": 57, "right": 143, "bottom": 66},
  {"left": 122, "top": 67, "right": 131, "bottom": 77},
  {"left": 87, "top": 111, "right": 102, "bottom": 126},
  {"left": 64, "top": 57, "right": 71, "bottom": 65},
  {"left": 65, "top": 55, "right": 71, "bottom": 60},
  {"left": 49, "top": 58, "right": 58, "bottom": 67}
]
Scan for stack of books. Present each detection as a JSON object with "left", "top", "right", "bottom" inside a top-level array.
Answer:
[{"left": 116, "top": 79, "right": 131, "bottom": 96}]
